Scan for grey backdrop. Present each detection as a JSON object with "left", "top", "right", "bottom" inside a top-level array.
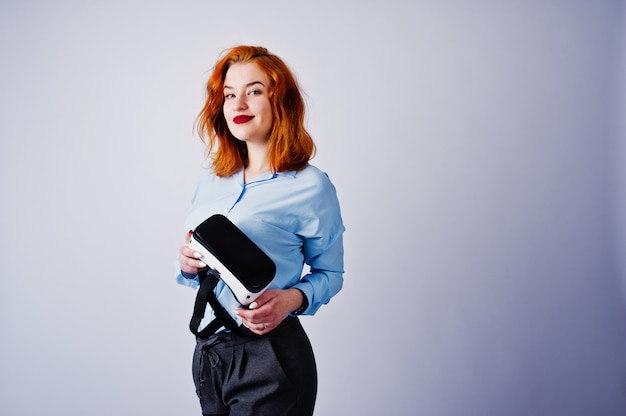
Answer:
[{"left": 1, "top": 1, "right": 626, "bottom": 415}]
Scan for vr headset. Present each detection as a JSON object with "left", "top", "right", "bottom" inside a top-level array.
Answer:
[{"left": 188, "top": 214, "right": 276, "bottom": 306}]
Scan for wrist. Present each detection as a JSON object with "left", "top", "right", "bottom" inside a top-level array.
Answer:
[
  {"left": 291, "top": 288, "right": 308, "bottom": 315},
  {"left": 180, "top": 270, "right": 197, "bottom": 280}
]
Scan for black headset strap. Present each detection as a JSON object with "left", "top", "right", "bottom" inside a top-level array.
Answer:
[{"left": 189, "top": 269, "right": 243, "bottom": 338}]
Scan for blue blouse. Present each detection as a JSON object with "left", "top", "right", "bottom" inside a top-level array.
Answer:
[{"left": 176, "top": 164, "right": 345, "bottom": 332}]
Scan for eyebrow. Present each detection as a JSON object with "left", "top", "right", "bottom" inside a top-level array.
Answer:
[{"left": 224, "top": 81, "right": 266, "bottom": 90}]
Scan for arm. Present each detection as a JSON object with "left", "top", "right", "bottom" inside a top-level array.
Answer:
[
  {"left": 237, "top": 179, "right": 345, "bottom": 334},
  {"left": 176, "top": 230, "right": 208, "bottom": 287},
  {"left": 235, "top": 232, "right": 344, "bottom": 335}
]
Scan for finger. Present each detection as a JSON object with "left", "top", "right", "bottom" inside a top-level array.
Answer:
[
  {"left": 180, "top": 245, "right": 206, "bottom": 263},
  {"left": 252, "top": 291, "right": 274, "bottom": 306},
  {"left": 184, "top": 230, "right": 193, "bottom": 244},
  {"left": 246, "top": 321, "right": 268, "bottom": 334},
  {"left": 179, "top": 252, "right": 207, "bottom": 272},
  {"left": 243, "top": 296, "right": 273, "bottom": 314},
  {"left": 236, "top": 308, "right": 265, "bottom": 326}
]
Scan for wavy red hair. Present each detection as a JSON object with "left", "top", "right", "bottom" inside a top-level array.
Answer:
[{"left": 195, "top": 45, "right": 315, "bottom": 177}]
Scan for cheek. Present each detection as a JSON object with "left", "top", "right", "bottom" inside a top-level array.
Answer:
[
  {"left": 262, "top": 104, "right": 274, "bottom": 125},
  {"left": 262, "top": 114, "right": 274, "bottom": 132}
]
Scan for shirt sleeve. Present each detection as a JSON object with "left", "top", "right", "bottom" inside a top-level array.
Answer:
[
  {"left": 291, "top": 173, "right": 345, "bottom": 315},
  {"left": 292, "top": 233, "right": 344, "bottom": 315},
  {"left": 174, "top": 173, "right": 204, "bottom": 289},
  {"left": 175, "top": 261, "right": 200, "bottom": 288}
]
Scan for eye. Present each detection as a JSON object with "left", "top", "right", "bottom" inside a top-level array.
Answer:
[
  {"left": 224, "top": 93, "right": 235, "bottom": 99},
  {"left": 248, "top": 89, "right": 261, "bottom": 96}
]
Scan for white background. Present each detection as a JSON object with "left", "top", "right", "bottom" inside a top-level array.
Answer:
[{"left": 1, "top": 1, "right": 626, "bottom": 415}]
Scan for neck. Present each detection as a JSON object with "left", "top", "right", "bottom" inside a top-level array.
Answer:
[{"left": 244, "top": 143, "right": 270, "bottom": 182}]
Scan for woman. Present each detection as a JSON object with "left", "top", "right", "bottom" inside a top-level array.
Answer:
[{"left": 177, "top": 45, "right": 345, "bottom": 416}]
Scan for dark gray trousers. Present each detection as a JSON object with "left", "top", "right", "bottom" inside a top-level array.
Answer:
[{"left": 192, "top": 317, "right": 317, "bottom": 416}]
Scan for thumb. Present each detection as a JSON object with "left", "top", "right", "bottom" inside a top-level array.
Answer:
[{"left": 248, "top": 291, "right": 273, "bottom": 309}]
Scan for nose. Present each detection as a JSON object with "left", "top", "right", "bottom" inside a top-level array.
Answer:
[{"left": 232, "top": 95, "right": 247, "bottom": 111}]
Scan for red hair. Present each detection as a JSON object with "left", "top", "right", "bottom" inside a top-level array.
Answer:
[{"left": 195, "top": 45, "right": 315, "bottom": 177}]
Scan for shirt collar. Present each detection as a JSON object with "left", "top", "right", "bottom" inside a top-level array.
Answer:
[
  {"left": 276, "top": 170, "right": 297, "bottom": 179},
  {"left": 236, "top": 169, "right": 297, "bottom": 185}
]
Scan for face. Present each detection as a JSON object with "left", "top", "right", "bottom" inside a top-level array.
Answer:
[{"left": 223, "top": 62, "right": 273, "bottom": 145}]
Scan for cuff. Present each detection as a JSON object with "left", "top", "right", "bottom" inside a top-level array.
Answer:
[{"left": 291, "top": 288, "right": 309, "bottom": 315}]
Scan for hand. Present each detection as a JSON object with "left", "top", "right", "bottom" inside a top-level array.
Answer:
[
  {"left": 235, "top": 288, "right": 304, "bottom": 335},
  {"left": 178, "top": 230, "right": 208, "bottom": 275}
]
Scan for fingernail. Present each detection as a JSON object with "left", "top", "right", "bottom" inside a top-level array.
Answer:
[
  {"left": 233, "top": 309, "right": 240, "bottom": 316},
  {"left": 193, "top": 252, "right": 203, "bottom": 259},
  {"left": 198, "top": 261, "right": 207, "bottom": 268},
  {"left": 248, "top": 302, "right": 258, "bottom": 310}
]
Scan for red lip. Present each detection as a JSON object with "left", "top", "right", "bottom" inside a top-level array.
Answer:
[{"left": 233, "top": 115, "right": 254, "bottom": 124}]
